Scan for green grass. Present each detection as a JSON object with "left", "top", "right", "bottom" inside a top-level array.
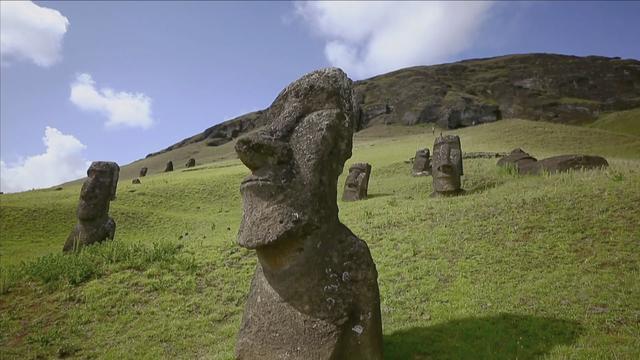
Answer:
[
  {"left": 588, "top": 107, "right": 640, "bottom": 137},
  {"left": 1, "top": 119, "right": 639, "bottom": 359}
]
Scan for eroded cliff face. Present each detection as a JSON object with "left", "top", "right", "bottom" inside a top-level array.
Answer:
[
  {"left": 147, "top": 53, "right": 640, "bottom": 158},
  {"left": 354, "top": 53, "right": 640, "bottom": 129}
]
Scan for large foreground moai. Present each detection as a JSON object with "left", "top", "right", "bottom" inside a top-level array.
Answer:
[
  {"left": 63, "top": 162, "right": 119, "bottom": 253},
  {"left": 234, "top": 68, "right": 383, "bottom": 359},
  {"left": 342, "top": 163, "right": 372, "bottom": 201},
  {"left": 412, "top": 148, "right": 431, "bottom": 176},
  {"left": 431, "top": 135, "right": 464, "bottom": 197}
]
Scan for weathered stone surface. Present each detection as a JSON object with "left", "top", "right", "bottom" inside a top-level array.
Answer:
[
  {"left": 63, "top": 162, "right": 119, "bottom": 253},
  {"left": 164, "top": 161, "right": 173, "bottom": 172},
  {"left": 412, "top": 148, "right": 431, "bottom": 176},
  {"left": 185, "top": 158, "right": 196, "bottom": 168},
  {"left": 132, "top": 178, "right": 141, "bottom": 184},
  {"left": 496, "top": 148, "right": 538, "bottom": 170},
  {"left": 234, "top": 68, "right": 383, "bottom": 359},
  {"left": 139, "top": 167, "right": 148, "bottom": 177},
  {"left": 519, "top": 154, "right": 609, "bottom": 175},
  {"left": 463, "top": 151, "right": 508, "bottom": 159},
  {"left": 342, "top": 163, "right": 372, "bottom": 201},
  {"left": 431, "top": 135, "right": 464, "bottom": 197}
]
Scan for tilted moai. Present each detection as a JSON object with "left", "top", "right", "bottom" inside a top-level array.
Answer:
[
  {"left": 164, "top": 161, "right": 173, "bottom": 172},
  {"left": 431, "top": 135, "right": 464, "bottom": 197},
  {"left": 234, "top": 68, "right": 383, "bottom": 359},
  {"left": 139, "top": 167, "right": 148, "bottom": 177},
  {"left": 412, "top": 148, "right": 431, "bottom": 176},
  {"left": 63, "top": 162, "right": 119, "bottom": 253},
  {"left": 342, "top": 163, "right": 372, "bottom": 201},
  {"left": 185, "top": 158, "right": 196, "bottom": 168}
]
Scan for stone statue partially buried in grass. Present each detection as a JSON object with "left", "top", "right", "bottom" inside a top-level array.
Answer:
[
  {"left": 431, "top": 134, "right": 464, "bottom": 197},
  {"left": 342, "top": 162, "right": 372, "bottom": 201},
  {"left": 412, "top": 148, "right": 431, "bottom": 176},
  {"left": 63, "top": 161, "right": 119, "bottom": 253},
  {"left": 234, "top": 68, "right": 383, "bottom": 359}
]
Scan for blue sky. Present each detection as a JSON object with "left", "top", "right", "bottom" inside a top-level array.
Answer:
[{"left": 1, "top": 1, "right": 639, "bottom": 193}]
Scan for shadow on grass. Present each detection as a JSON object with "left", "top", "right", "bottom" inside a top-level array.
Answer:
[
  {"left": 367, "top": 193, "right": 394, "bottom": 199},
  {"left": 384, "top": 313, "right": 582, "bottom": 360}
]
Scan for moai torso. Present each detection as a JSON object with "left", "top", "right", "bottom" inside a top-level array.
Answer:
[
  {"left": 185, "top": 158, "right": 196, "bottom": 168},
  {"left": 234, "top": 68, "right": 383, "bottom": 360},
  {"left": 412, "top": 148, "right": 431, "bottom": 176},
  {"left": 431, "top": 135, "right": 464, "bottom": 197},
  {"left": 342, "top": 163, "right": 372, "bottom": 201},
  {"left": 63, "top": 161, "right": 119, "bottom": 252},
  {"left": 139, "top": 167, "right": 148, "bottom": 177},
  {"left": 164, "top": 161, "right": 173, "bottom": 172}
]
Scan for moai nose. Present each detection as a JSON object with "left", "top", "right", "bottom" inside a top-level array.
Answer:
[{"left": 235, "top": 133, "right": 292, "bottom": 171}]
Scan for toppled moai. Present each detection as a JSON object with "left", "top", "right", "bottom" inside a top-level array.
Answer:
[
  {"left": 185, "top": 158, "right": 196, "bottom": 168},
  {"left": 520, "top": 154, "right": 608, "bottom": 175},
  {"left": 431, "top": 135, "right": 464, "bottom": 197},
  {"left": 412, "top": 148, "right": 431, "bottom": 176},
  {"left": 234, "top": 68, "right": 383, "bottom": 359},
  {"left": 342, "top": 163, "right": 372, "bottom": 201},
  {"left": 164, "top": 161, "right": 173, "bottom": 172},
  {"left": 497, "top": 149, "right": 608, "bottom": 175},
  {"left": 139, "top": 167, "right": 148, "bottom": 177},
  {"left": 63, "top": 162, "right": 119, "bottom": 253},
  {"left": 496, "top": 148, "right": 538, "bottom": 171}
]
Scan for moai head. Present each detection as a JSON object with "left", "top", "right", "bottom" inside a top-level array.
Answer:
[
  {"left": 77, "top": 162, "right": 119, "bottom": 221},
  {"left": 432, "top": 135, "right": 463, "bottom": 196},
  {"left": 164, "top": 161, "right": 173, "bottom": 172},
  {"left": 342, "top": 162, "right": 372, "bottom": 201},
  {"left": 139, "top": 167, "right": 148, "bottom": 177},
  {"left": 185, "top": 158, "right": 196, "bottom": 168},
  {"left": 412, "top": 148, "right": 431, "bottom": 176},
  {"left": 235, "top": 68, "right": 354, "bottom": 250}
]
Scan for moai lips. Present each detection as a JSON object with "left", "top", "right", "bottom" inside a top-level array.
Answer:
[
  {"left": 63, "top": 161, "right": 119, "bottom": 253},
  {"left": 234, "top": 68, "right": 383, "bottom": 360}
]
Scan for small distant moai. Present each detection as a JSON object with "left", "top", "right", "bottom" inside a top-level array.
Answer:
[
  {"left": 139, "top": 167, "right": 148, "bottom": 177},
  {"left": 132, "top": 178, "right": 141, "bottom": 184},
  {"left": 342, "top": 163, "right": 372, "bottom": 201},
  {"left": 234, "top": 68, "right": 383, "bottom": 359},
  {"left": 431, "top": 135, "right": 464, "bottom": 197},
  {"left": 63, "top": 162, "right": 119, "bottom": 253},
  {"left": 185, "top": 158, "right": 196, "bottom": 168},
  {"left": 164, "top": 161, "right": 173, "bottom": 172},
  {"left": 412, "top": 148, "right": 431, "bottom": 176}
]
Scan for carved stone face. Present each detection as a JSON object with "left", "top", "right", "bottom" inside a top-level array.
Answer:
[
  {"left": 432, "top": 135, "right": 462, "bottom": 194},
  {"left": 412, "top": 148, "right": 430, "bottom": 176},
  {"left": 77, "top": 162, "right": 119, "bottom": 221},
  {"left": 342, "top": 163, "right": 371, "bottom": 201},
  {"left": 235, "top": 68, "right": 353, "bottom": 250}
]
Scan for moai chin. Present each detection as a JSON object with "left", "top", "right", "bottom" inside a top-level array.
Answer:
[
  {"left": 63, "top": 161, "right": 119, "bottom": 253},
  {"left": 234, "top": 68, "right": 383, "bottom": 359},
  {"left": 431, "top": 135, "right": 464, "bottom": 197},
  {"left": 164, "top": 161, "right": 173, "bottom": 172},
  {"left": 342, "top": 162, "right": 372, "bottom": 201},
  {"left": 412, "top": 148, "right": 431, "bottom": 176},
  {"left": 185, "top": 158, "right": 196, "bottom": 168},
  {"left": 139, "top": 167, "right": 148, "bottom": 177}
]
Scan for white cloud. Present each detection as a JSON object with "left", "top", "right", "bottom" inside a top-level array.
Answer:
[
  {"left": 0, "top": 127, "right": 90, "bottom": 193},
  {"left": 70, "top": 73, "right": 154, "bottom": 129},
  {"left": 0, "top": 1, "right": 69, "bottom": 67},
  {"left": 295, "top": 1, "right": 494, "bottom": 79}
]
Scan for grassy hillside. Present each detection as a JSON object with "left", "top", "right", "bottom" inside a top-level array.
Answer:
[
  {"left": 1, "top": 119, "right": 639, "bottom": 359},
  {"left": 588, "top": 108, "right": 640, "bottom": 137}
]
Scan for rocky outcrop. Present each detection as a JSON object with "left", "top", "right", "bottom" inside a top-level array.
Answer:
[{"left": 145, "top": 54, "right": 640, "bottom": 159}]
